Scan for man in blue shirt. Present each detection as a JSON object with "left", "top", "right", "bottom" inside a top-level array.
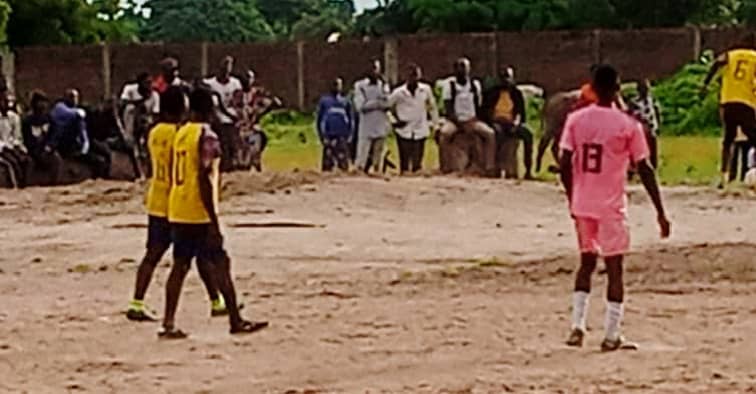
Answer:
[
  {"left": 317, "top": 78, "right": 353, "bottom": 172},
  {"left": 49, "top": 89, "right": 111, "bottom": 179}
]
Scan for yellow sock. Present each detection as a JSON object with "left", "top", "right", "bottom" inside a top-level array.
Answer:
[
  {"left": 212, "top": 296, "right": 226, "bottom": 311},
  {"left": 129, "top": 299, "right": 144, "bottom": 312}
]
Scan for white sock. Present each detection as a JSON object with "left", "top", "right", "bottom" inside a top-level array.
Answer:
[
  {"left": 571, "top": 291, "right": 590, "bottom": 331},
  {"left": 605, "top": 301, "right": 624, "bottom": 341}
]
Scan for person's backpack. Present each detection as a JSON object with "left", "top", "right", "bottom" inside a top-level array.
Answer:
[{"left": 450, "top": 78, "right": 480, "bottom": 117}]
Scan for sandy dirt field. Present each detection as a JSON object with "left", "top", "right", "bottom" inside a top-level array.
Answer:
[{"left": 1, "top": 173, "right": 755, "bottom": 394}]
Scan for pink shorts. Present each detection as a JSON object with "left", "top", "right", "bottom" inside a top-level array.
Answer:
[{"left": 573, "top": 216, "right": 630, "bottom": 256}]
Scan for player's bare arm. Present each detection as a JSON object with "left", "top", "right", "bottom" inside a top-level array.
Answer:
[
  {"left": 700, "top": 53, "right": 727, "bottom": 97},
  {"left": 559, "top": 149, "right": 574, "bottom": 204},
  {"left": 637, "top": 159, "right": 671, "bottom": 238}
]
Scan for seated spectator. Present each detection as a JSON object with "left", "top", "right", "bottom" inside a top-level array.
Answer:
[
  {"left": 22, "top": 91, "right": 61, "bottom": 183},
  {"left": 438, "top": 57, "right": 498, "bottom": 177},
  {"left": 482, "top": 66, "right": 534, "bottom": 179},
  {"left": 0, "top": 91, "right": 30, "bottom": 187},
  {"left": 49, "top": 89, "right": 111, "bottom": 179}
]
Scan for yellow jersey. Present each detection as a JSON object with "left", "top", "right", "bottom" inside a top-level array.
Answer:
[
  {"left": 145, "top": 123, "right": 178, "bottom": 217},
  {"left": 168, "top": 122, "right": 220, "bottom": 224},
  {"left": 721, "top": 49, "right": 756, "bottom": 107}
]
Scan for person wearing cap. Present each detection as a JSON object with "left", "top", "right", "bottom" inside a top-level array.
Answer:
[{"left": 482, "top": 66, "right": 533, "bottom": 179}]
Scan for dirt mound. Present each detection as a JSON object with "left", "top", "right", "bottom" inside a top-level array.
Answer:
[{"left": 222, "top": 170, "right": 329, "bottom": 197}]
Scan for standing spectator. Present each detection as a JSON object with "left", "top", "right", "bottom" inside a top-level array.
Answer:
[
  {"left": 49, "top": 89, "right": 111, "bottom": 179},
  {"left": 354, "top": 59, "right": 391, "bottom": 173},
  {"left": 152, "top": 57, "right": 190, "bottom": 95},
  {"left": 317, "top": 78, "right": 353, "bottom": 172},
  {"left": 204, "top": 56, "right": 243, "bottom": 171},
  {"left": 628, "top": 79, "right": 661, "bottom": 170},
  {"left": 0, "top": 91, "right": 29, "bottom": 187},
  {"left": 121, "top": 73, "right": 161, "bottom": 142},
  {"left": 482, "top": 66, "right": 534, "bottom": 179},
  {"left": 388, "top": 64, "right": 439, "bottom": 174},
  {"left": 438, "top": 57, "right": 498, "bottom": 176},
  {"left": 22, "top": 91, "right": 61, "bottom": 184}
]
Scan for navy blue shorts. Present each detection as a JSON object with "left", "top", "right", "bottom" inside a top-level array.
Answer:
[
  {"left": 170, "top": 223, "right": 227, "bottom": 262},
  {"left": 146, "top": 215, "right": 172, "bottom": 250}
]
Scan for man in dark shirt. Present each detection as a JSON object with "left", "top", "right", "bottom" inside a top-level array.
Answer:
[
  {"left": 482, "top": 67, "right": 534, "bottom": 179},
  {"left": 22, "top": 91, "right": 61, "bottom": 184},
  {"left": 49, "top": 89, "right": 111, "bottom": 179}
]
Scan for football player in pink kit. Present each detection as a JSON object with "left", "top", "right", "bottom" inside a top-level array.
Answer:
[{"left": 559, "top": 65, "right": 671, "bottom": 351}]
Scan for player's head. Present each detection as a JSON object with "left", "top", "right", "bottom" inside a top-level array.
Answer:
[
  {"left": 189, "top": 87, "right": 215, "bottom": 121},
  {"left": 734, "top": 32, "right": 756, "bottom": 50},
  {"left": 591, "top": 64, "right": 620, "bottom": 102},
  {"left": 160, "top": 86, "right": 186, "bottom": 121}
]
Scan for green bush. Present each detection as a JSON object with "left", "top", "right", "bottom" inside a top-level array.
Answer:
[{"left": 653, "top": 51, "right": 721, "bottom": 136}]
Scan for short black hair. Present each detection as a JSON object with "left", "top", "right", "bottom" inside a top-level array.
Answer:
[
  {"left": 30, "top": 90, "right": 49, "bottom": 107},
  {"left": 189, "top": 87, "right": 215, "bottom": 116},
  {"left": 592, "top": 64, "right": 619, "bottom": 97},
  {"left": 160, "top": 86, "right": 186, "bottom": 118},
  {"left": 137, "top": 72, "right": 151, "bottom": 84}
]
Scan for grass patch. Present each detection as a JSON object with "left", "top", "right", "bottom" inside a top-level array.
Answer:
[{"left": 259, "top": 111, "right": 724, "bottom": 186}]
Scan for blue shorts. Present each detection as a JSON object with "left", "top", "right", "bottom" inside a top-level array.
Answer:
[
  {"left": 170, "top": 223, "right": 227, "bottom": 262},
  {"left": 146, "top": 215, "right": 172, "bottom": 250}
]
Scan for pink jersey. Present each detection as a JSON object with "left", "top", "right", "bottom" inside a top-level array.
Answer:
[{"left": 560, "top": 105, "right": 649, "bottom": 220}]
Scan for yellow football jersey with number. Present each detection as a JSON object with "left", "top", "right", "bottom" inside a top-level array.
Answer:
[
  {"left": 145, "top": 123, "right": 178, "bottom": 217},
  {"left": 168, "top": 122, "right": 219, "bottom": 224},
  {"left": 721, "top": 49, "right": 756, "bottom": 107}
]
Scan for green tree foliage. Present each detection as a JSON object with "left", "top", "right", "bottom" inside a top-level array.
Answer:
[
  {"left": 0, "top": 0, "right": 9, "bottom": 45},
  {"left": 5, "top": 0, "right": 136, "bottom": 47},
  {"left": 141, "top": 0, "right": 275, "bottom": 43},
  {"left": 653, "top": 52, "right": 721, "bottom": 136},
  {"left": 256, "top": 0, "right": 355, "bottom": 39},
  {"left": 355, "top": 0, "right": 756, "bottom": 35}
]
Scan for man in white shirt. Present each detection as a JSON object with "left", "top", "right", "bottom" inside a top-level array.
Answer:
[
  {"left": 204, "top": 56, "right": 243, "bottom": 171},
  {"left": 0, "top": 92, "right": 29, "bottom": 187},
  {"left": 389, "top": 64, "right": 439, "bottom": 174},
  {"left": 120, "top": 73, "right": 160, "bottom": 152},
  {"left": 438, "top": 58, "right": 497, "bottom": 176},
  {"left": 354, "top": 59, "right": 391, "bottom": 173}
]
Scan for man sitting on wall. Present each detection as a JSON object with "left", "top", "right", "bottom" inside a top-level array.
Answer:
[
  {"left": 49, "top": 89, "right": 111, "bottom": 179},
  {"left": 482, "top": 66, "right": 534, "bottom": 179},
  {"left": 0, "top": 90, "right": 30, "bottom": 188}
]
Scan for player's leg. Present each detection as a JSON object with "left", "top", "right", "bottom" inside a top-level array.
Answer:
[
  {"left": 159, "top": 224, "right": 199, "bottom": 339},
  {"left": 567, "top": 217, "right": 599, "bottom": 347},
  {"left": 201, "top": 242, "right": 267, "bottom": 334},
  {"left": 601, "top": 254, "right": 626, "bottom": 351},
  {"left": 195, "top": 258, "right": 231, "bottom": 317},
  {"left": 127, "top": 216, "right": 171, "bottom": 321},
  {"left": 720, "top": 104, "right": 738, "bottom": 187},
  {"left": 598, "top": 219, "right": 636, "bottom": 352}
]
